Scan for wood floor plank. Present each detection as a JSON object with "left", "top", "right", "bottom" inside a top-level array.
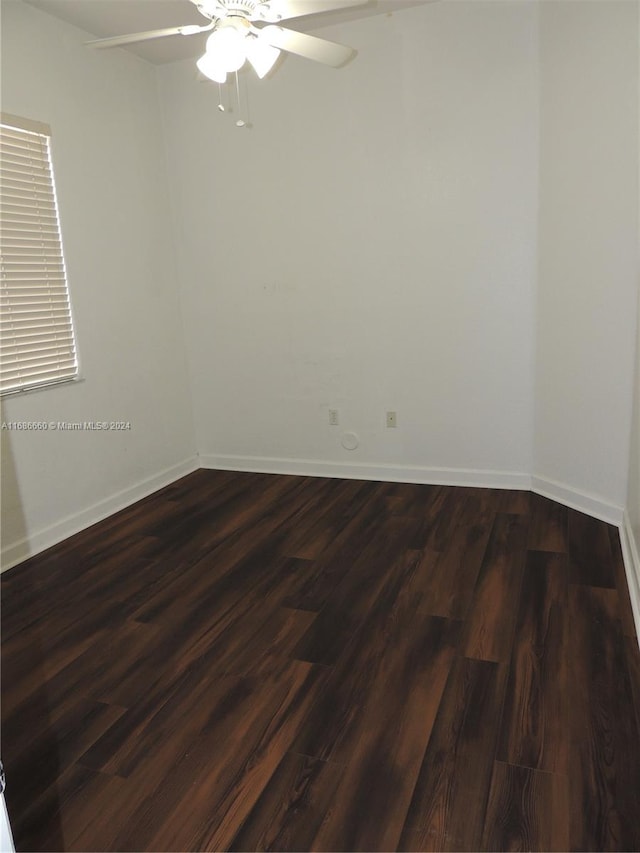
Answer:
[
  {"left": 65, "top": 769, "right": 155, "bottom": 852},
  {"left": 280, "top": 483, "right": 393, "bottom": 613},
  {"left": 1, "top": 533, "right": 161, "bottom": 647},
  {"left": 462, "top": 513, "right": 529, "bottom": 662},
  {"left": 624, "top": 635, "right": 640, "bottom": 743},
  {"left": 292, "top": 514, "right": 420, "bottom": 665},
  {"left": 279, "top": 477, "right": 376, "bottom": 561},
  {"left": 7, "top": 763, "right": 124, "bottom": 853},
  {"left": 384, "top": 482, "right": 443, "bottom": 519},
  {"left": 488, "top": 488, "right": 531, "bottom": 516},
  {"left": 117, "top": 661, "right": 328, "bottom": 853},
  {"left": 398, "top": 656, "right": 506, "bottom": 852},
  {"left": 77, "top": 652, "right": 242, "bottom": 779},
  {"left": 497, "top": 550, "right": 568, "bottom": 774},
  {"left": 608, "top": 526, "right": 637, "bottom": 638},
  {"left": 64, "top": 619, "right": 166, "bottom": 708},
  {"left": 481, "top": 761, "right": 569, "bottom": 852},
  {"left": 2, "top": 697, "right": 125, "bottom": 839},
  {"left": 221, "top": 606, "right": 318, "bottom": 678},
  {"left": 527, "top": 493, "right": 568, "bottom": 552},
  {"left": 401, "top": 486, "right": 451, "bottom": 550},
  {"left": 1, "top": 600, "right": 130, "bottom": 719},
  {"left": 227, "top": 752, "right": 345, "bottom": 852},
  {"left": 128, "top": 477, "right": 351, "bottom": 626},
  {"left": 425, "top": 486, "right": 480, "bottom": 552},
  {"left": 306, "top": 615, "right": 460, "bottom": 852},
  {"left": 290, "top": 550, "right": 453, "bottom": 765},
  {"left": 419, "top": 523, "right": 491, "bottom": 620},
  {"left": 9, "top": 696, "right": 125, "bottom": 778},
  {"left": 568, "top": 584, "right": 640, "bottom": 851},
  {"left": 133, "top": 473, "right": 317, "bottom": 596},
  {"left": 150, "top": 555, "right": 322, "bottom": 686},
  {"left": 567, "top": 508, "right": 615, "bottom": 588}
]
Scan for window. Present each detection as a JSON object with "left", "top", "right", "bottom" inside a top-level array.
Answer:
[{"left": 0, "top": 113, "right": 78, "bottom": 395}]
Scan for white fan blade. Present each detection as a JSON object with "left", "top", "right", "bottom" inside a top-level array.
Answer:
[
  {"left": 260, "top": 0, "right": 370, "bottom": 21},
  {"left": 258, "top": 25, "right": 355, "bottom": 66},
  {"left": 85, "top": 24, "right": 211, "bottom": 50}
]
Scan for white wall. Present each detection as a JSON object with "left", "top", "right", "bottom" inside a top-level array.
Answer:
[
  {"left": 0, "top": 1, "right": 196, "bottom": 568},
  {"left": 624, "top": 5, "right": 640, "bottom": 622},
  {"left": 534, "top": 0, "right": 639, "bottom": 516},
  {"left": 157, "top": 0, "right": 538, "bottom": 486},
  {"left": 625, "top": 269, "right": 640, "bottom": 613}
]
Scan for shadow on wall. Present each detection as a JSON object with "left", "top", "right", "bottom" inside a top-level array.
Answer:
[
  {"left": 1, "top": 425, "right": 28, "bottom": 570},
  {"left": 628, "top": 296, "right": 640, "bottom": 555},
  {"left": 1, "top": 426, "right": 64, "bottom": 850}
]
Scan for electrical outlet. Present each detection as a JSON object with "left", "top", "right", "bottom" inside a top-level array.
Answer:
[
  {"left": 329, "top": 409, "right": 339, "bottom": 426},
  {"left": 386, "top": 411, "right": 397, "bottom": 428}
]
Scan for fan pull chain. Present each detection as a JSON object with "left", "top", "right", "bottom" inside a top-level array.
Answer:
[
  {"left": 217, "top": 82, "right": 225, "bottom": 112},
  {"left": 235, "top": 71, "right": 246, "bottom": 128}
]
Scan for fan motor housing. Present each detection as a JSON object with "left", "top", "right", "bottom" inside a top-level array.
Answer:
[
  {"left": 193, "top": 0, "right": 264, "bottom": 20},
  {"left": 227, "top": 0, "right": 261, "bottom": 13}
]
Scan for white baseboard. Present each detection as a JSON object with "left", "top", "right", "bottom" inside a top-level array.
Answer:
[
  {"left": 0, "top": 456, "right": 199, "bottom": 573},
  {"left": 199, "top": 453, "right": 531, "bottom": 490},
  {"left": 619, "top": 513, "right": 640, "bottom": 644},
  {"left": 530, "top": 475, "right": 624, "bottom": 526}
]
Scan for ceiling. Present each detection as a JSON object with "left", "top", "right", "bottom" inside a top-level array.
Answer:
[{"left": 22, "top": 0, "right": 435, "bottom": 64}]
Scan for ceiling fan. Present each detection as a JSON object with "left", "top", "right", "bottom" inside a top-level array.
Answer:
[{"left": 86, "top": 0, "right": 370, "bottom": 83}]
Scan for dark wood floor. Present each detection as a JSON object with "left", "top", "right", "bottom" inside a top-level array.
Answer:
[{"left": 2, "top": 470, "right": 640, "bottom": 852}]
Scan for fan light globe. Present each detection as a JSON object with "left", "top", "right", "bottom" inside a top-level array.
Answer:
[
  {"left": 245, "top": 36, "right": 280, "bottom": 79},
  {"left": 197, "top": 52, "right": 227, "bottom": 83},
  {"left": 206, "top": 27, "right": 247, "bottom": 72}
]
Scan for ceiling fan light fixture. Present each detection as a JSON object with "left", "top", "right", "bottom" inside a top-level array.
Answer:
[
  {"left": 205, "top": 26, "right": 247, "bottom": 72},
  {"left": 197, "top": 51, "right": 228, "bottom": 83},
  {"left": 87, "top": 0, "right": 360, "bottom": 85},
  {"left": 245, "top": 36, "right": 280, "bottom": 78}
]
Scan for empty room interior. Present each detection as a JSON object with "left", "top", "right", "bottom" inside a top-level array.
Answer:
[{"left": 1, "top": 0, "right": 640, "bottom": 850}]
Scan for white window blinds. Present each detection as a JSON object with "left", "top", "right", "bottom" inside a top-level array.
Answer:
[{"left": 0, "top": 113, "right": 78, "bottom": 395}]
